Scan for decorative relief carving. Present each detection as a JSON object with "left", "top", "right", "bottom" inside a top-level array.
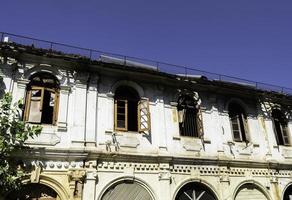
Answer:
[
  {"left": 68, "top": 169, "right": 86, "bottom": 199},
  {"left": 158, "top": 171, "right": 171, "bottom": 181},
  {"left": 25, "top": 131, "right": 60, "bottom": 146},
  {"left": 30, "top": 161, "right": 42, "bottom": 183},
  {"left": 116, "top": 135, "right": 140, "bottom": 148},
  {"left": 182, "top": 141, "right": 202, "bottom": 152}
]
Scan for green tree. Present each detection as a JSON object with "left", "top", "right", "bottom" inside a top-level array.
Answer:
[{"left": 0, "top": 93, "right": 42, "bottom": 196}]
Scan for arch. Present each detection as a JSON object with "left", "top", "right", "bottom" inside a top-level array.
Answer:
[
  {"left": 98, "top": 176, "right": 156, "bottom": 200},
  {"left": 233, "top": 180, "right": 272, "bottom": 200},
  {"left": 282, "top": 182, "right": 292, "bottom": 200},
  {"left": 23, "top": 65, "right": 65, "bottom": 84},
  {"left": 110, "top": 80, "right": 144, "bottom": 97},
  {"left": 172, "top": 178, "right": 219, "bottom": 200},
  {"left": 5, "top": 175, "right": 69, "bottom": 200},
  {"left": 173, "top": 90, "right": 201, "bottom": 106},
  {"left": 225, "top": 98, "right": 249, "bottom": 114}
]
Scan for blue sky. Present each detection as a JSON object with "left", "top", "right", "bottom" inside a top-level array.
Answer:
[{"left": 1, "top": 0, "right": 292, "bottom": 88}]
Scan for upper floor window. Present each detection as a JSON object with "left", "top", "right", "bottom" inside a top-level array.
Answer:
[
  {"left": 114, "top": 85, "right": 150, "bottom": 132},
  {"left": 24, "top": 73, "right": 59, "bottom": 125},
  {"left": 228, "top": 102, "right": 249, "bottom": 142},
  {"left": 177, "top": 95, "right": 203, "bottom": 137},
  {"left": 272, "top": 109, "right": 290, "bottom": 146}
]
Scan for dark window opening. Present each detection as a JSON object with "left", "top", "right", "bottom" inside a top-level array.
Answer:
[
  {"left": 24, "top": 72, "right": 59, "bottom": 125},
  {"left": 114, "top": 86, "right": 139, "bottom": 132},
  {"left": 228, "top": 102, "right": 248, "bottom": 142},
  {"left": 272, "top": 109, "right": 290, "bottom": 146},
  {"left": 177, "top": 95, "right": 198, "bottom": 137}
]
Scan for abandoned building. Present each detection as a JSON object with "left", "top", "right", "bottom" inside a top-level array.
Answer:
[{"left": 1, "top": 33, "right": 292, "bottom": 200}]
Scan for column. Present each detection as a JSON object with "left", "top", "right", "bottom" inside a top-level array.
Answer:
[
  {"left": 82, "top": 170, "right": 97, "bottom": 200},
  {"left": 85, "top": 75, "right": 99, "bottom": 146},
  {"left": 57, "top": 85, "right": 71, "bottom": 132},
  {"left": 71, "top": 72, "right": 89, "bottom": 146},
  {"left": 158, "top": 163, "right": 171, "bottom": 200}
]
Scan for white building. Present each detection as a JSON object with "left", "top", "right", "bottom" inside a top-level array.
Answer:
[{"left": 1, "top": 38, "right": 292, "bottom": 200}]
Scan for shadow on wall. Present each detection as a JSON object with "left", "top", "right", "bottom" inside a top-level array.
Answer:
[{"left": 0, "top": 77, "right": 6, "bottom": 98}]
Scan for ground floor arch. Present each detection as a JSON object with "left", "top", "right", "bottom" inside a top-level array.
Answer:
[
  {"left": 101, "top": 179, "right": 154, "bottom": 200},
  {"left": 175, "top": 182, "right": 218, "bottom": 200},
  {"left": 283, "top": 183, "right": 292, "bottom": 200},
  {"left": 234, "top": 183, "right": 268, "bottom": 200},
  {"left": 5, "top": 183, "right": 60, "bottom": 200}
]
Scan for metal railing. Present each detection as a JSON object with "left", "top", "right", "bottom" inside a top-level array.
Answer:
[{"left": 1, "top": 31, "right": 291, "bottom": 95}]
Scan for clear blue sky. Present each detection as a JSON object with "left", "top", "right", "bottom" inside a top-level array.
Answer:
[{"left": 1, "top": 0, "right": 292, "bottom": 87}]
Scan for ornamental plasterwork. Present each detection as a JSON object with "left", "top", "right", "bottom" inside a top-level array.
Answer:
[{"left": 97, "top": 161, "right": 292, "bottom": 180}]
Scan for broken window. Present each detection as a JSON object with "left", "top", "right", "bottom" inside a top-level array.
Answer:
[
  {"left": 177, "top": 95, "right": 202, "bottom": 137},
  {"left": 272, "top": 109, "right": 290, "bottom": 146},
  {"left": 24, "top": 73, "right": 59, "bottom": 125},
  {"left": 228, "top": 102, "right": 249, "bottom": 142},
  {"left": 114, "top": 86, "right": 150, "bottom": 132}
]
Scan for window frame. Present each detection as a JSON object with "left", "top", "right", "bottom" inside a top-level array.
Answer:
[
  {"left": 228, "top": 102, "right": 249, "bottom": 143},
  {"left": 113, "top": 86, "right": 151, "bottom": 133},
  {"left": 272, "top": 109, "right": 290, "bottom": 146},
  {"left": 114, "top": 99, "right": 128, "bottom": 131},
  {"left": 177, "top": 95, "right": 203, "bottom": 138},
  {"left": 24, "top": 86, "right": 59, "bottom": 125}
]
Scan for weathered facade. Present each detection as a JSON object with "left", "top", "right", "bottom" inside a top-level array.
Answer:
[{"left": 1, "top": 41, "right": 292, "bottom": 200}]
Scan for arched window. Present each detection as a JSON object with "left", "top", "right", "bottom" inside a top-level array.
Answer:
[
  {"left": 5, "top": 183, "right": 59, "bottom": 200},
  {"left": 272, "top": 109, "right": 290, "bottom": 146},
  {"left": 114, "top": 85, "right": 150, "bottom": 132},
  {"left": 175, "top": 182, "right": 217, "bottom": 200},
  {"left": 24, "top": 72, "right": 59, "bottom": 125},
  {"left": 101, "top": 180, "right": 154, "bottom": 200},
  {"left": 283, "top": 184, "right": 292, "bottom": 200},
  {"left": 177, "top": 95, "right": 202, "bottom": 137},
  {"left": 228, "top": 102, "right": 249, "bottom": 142},
  {"left": 235, "top": 183, "right": 268, "bottom": 200}
]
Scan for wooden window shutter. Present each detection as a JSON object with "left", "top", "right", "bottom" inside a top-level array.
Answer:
[
  {"left": 241, "top": 114, "right": 250, "bottom": 143},
  {"left": 114, "top": 99, "right": 128, "bottom": 131},
  {"left": 24, "top": 90, "right": 32, "bottom": 121},
  {"left": 178, "top": 109, "right": 186, "bottom": 123},
  {"left": 138, "top": 98, "right": 151, "bottom": 132},
  {"left": 230, "top": 116, "right": 239, "bottom": 141},
  {"left": 26, "top": 87, "right": 44, "bottom": 123},
  {"left": 196, "top": 108, "right": 204, "bottom": 138},
  {"left": 281, "top": 124, "right": 290, "bottom": 145},
  {"left": 52, "top": 90, "right": 59, "bottom": 125},
  {"left": 272, "top": 118, "right": 281, "bottom": 145}
]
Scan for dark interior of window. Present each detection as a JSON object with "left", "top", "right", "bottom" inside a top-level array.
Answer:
[
  {"left": 228, "top": 102, "right": 247, "bottom": 142},
  {"left": 177, "top": 95, "right": 198, "bottom": 137},
  {"left": 115, "top": 86, "right": 139, "bottom": 131},
  {"left": 272, "top": 109, "right": 289, "bottom": 145}
]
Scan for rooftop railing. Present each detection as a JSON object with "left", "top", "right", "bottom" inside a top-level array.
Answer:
[{"left": 1, "top": 31, "right": 292, "bottom": 95}]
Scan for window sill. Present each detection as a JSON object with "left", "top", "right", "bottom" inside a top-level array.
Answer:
[
  {"left": 178, "top": 135, "right": 211, "bottom": 144},
  {"left": 105, "top": 130, "right": 141, "bottom": 136}
]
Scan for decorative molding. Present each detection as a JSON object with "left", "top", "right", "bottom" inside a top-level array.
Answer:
[
  {"left": 117, "top": 135, "right": 140, "bottom": 148},
  {"left": 26, "top": 131, "right": 60, "bottom": 146},
  {"left": 17, "top": 79, "right": 30, "bottom": 89},
  {"left": 57, "top": 122, "right": 67, "bottom": 132}
]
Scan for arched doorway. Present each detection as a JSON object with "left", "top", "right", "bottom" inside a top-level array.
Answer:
[
  {"left": 175, "top": 182, "right": 217, "bottom": 200},
  {"left": 5, "top": 183, "right": 60, "bottom": 200},
  {"left": 235, "top": 183, "right": 268, "bottom": 200},
  {"left": 101, "top": 180, "right": 153, "bottom": 200},
  {"left": 283, "top": 184, "right": 292, "bottom": 200}
]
